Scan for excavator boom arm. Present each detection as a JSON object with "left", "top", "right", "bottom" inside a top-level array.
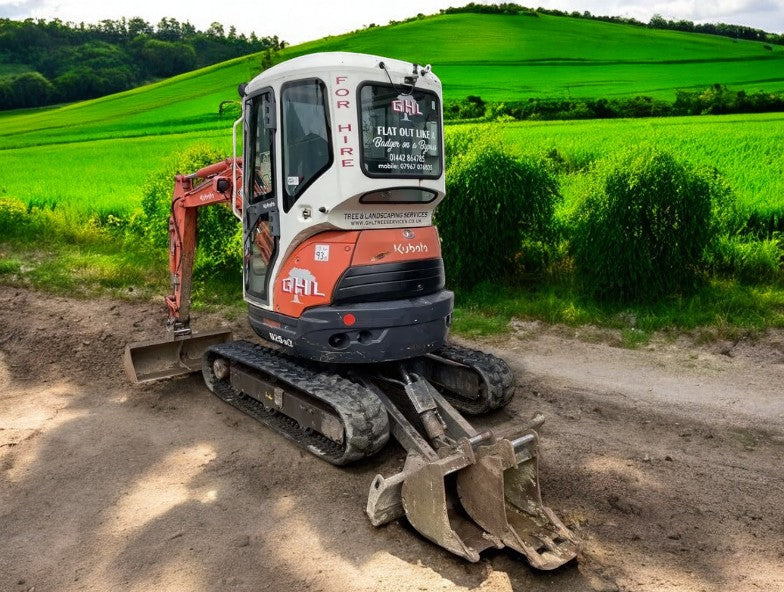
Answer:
[{"left": 165, "top": 158, "right": 243, "bottom": 335}]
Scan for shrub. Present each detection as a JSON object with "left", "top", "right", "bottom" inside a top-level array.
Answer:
[
  {"left": 0, "top": 197, "right": 30, "bottom": 236},
  {"left": 443, "top": 95, "right": 486, "bottom": 120},
  {"left": 131, "top": 144, "right": 241, "bottom": 275},
  {"left": 443, "top": 125, "right": 500, "bottom": 172},
  {"left": 571, "top": 146, "right": 717, "bottom": 301},
  {"left": 437, "top": 143, "right": 559, "bottom": 289},
  {"left": 0, "top": 71, "right": 54, "bottom": 108}
]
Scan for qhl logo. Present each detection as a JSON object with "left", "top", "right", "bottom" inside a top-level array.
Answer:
[
  {"left": 392, "top": 97, "right": 422, "bottom": 120},
  {"left": 281, "top": 268, "right": 325, "bottom": 303}
]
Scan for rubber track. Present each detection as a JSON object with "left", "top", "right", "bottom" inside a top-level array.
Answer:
[
  {"left": 423, "top": 343, "right": 516, "bottom": 415},
  {"left": 202, "top": 340, "right": 390, "bottom": 465}
]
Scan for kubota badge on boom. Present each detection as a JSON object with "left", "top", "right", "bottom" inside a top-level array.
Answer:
[{"left": 124, "top": 52, "right": 578, "bottom": 566}]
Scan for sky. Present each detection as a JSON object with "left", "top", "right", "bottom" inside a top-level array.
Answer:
[{"left": 0, "top": 0, "right": 782, "bottom": 44}]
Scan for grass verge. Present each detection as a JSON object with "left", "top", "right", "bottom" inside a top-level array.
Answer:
[
  {"left": 452, "top": 279, "right": 784, "bottom": 346},
  {"left": 4, "top": 232, "right": 780, "bottom": 348},
  {"left": 1, "top": 200, "right": 781, "bottom": 346}
]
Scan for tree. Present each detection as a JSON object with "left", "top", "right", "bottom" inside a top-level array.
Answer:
[
  {"left": 4, "top": 71, "right": 54, "bottom": 107},
  {"left": 138, "top": 38, "right": 196, "bottom": 77},
  {"left": 127, "top": 17, "right": 153, "bottom": 38},
  {"left": 0, "top": 17, "right": 284, "bottom": 109},
  {"left": 155, "top": 17, "right": 183, "bottom": 41},
  {"left": 206, "top": 22, "right": 225, "bottom": 38}
]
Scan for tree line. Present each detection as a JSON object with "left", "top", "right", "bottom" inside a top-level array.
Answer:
[
  {"left": 444, "top": 85, "right": 784, "bottom": 122},
  {"left": 0, "top": 18, "right": 285, "bottom": 109},
  {"left": 437, "top": 3, "right": 784, "bottom": 46}
]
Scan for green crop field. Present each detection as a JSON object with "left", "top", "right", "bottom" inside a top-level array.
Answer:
[
  {"left": 1, "top": 11, "right": 783, "bottom": 218},
  {"left": 292, "top": 13, "right": 784, "bottom": 100},
  {"left": 0, "top": 9, "right": 781, "bottom": 332},
  {"left": 492, "top": 113, "right": 784, "bottom": 219},
  {"left": 0, "top": 131, "right": 233, "bottom": 217},
  {"left": 2, "top": 11, "right": 783, "bottom": 152},
  {"left": 1, "top": 112, "right": 782, "bottom": 224}
]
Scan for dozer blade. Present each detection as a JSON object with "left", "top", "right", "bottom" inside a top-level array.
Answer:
[
  {"left": 400, "top": 439, "right": 502, "bottom": 562},
  {"left": 456, "top": 433, "right": 578, "bottom": 570},
  {"left": 124, "top": 329, "right": 233, "bottom": 383}
]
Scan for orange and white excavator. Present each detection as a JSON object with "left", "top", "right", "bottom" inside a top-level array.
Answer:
[{"left": 124, "top": 52, "right": 578, "bottom": 566}]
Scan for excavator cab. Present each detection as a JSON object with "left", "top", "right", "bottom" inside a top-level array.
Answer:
[{"left": 236, "top": 53, "right": 451, "bottom": 363}]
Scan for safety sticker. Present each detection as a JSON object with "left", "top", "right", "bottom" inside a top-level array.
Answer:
[{"left": 314, "top": 244, "right": 330, "bottom": 262}]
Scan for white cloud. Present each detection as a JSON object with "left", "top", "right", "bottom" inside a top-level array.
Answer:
[
  {"left": 0, "top": 0, "right": 48, "bottom": 18},
  {"left": 1, "top": 0, "right": 782, "bottom": 41}
]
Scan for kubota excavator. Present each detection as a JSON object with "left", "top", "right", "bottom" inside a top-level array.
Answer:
[{"left": 124, "top": 52, "right": 578, "bottom": 566}]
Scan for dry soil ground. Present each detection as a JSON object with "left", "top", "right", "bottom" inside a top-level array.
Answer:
[{"left": 1, "top": 285, "right": 783, "bottom": 592}]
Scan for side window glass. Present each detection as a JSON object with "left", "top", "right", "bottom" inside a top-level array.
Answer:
[
  {"left": 246, "top": 215, "right": 276, "bottom": 300},
  {"left": 282, "top": 80, "right": 332, "bottom": 211},
  {"left": 248, "top": 92, "right": 275, "bottom": 204}
]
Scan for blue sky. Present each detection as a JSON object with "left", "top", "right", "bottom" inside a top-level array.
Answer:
[{"left": 1, "top": 0, "right": 782, "bottom": 44}]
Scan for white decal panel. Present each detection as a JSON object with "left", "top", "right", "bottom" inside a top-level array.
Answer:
[{"left": 340, "top": 210, "right": 432, "bottom": 228}]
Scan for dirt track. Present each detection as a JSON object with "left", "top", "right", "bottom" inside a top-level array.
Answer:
[{"left": 1, "top": 285, "right": 783, "bottom": 592}]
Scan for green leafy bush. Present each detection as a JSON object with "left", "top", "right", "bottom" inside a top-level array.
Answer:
[
  {"left": 0, "top": 197, "right": 30, "bottom": 236},
  {"left": 0, "top": 196, "right": 106, "bottom": 245},
  {"left": 437, "top": 143, "right": 559, "bottom": 289},
  {"left": 130, "top": 144, "right": 241, "bottom": 275},
  {"left": 443, "top": 96, "right": 486, "bottom": 120},
  {"left": 571, "top": 146, "right": 718, "bottom": 301},
  {"left": 443, "top": 125, "right": 499, "bottom": 172}
]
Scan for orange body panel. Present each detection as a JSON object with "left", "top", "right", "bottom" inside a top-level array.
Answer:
[
  {"left": 273, "top": 231, "right": 360, "bottom": 317},
  {"left": 351, "top": 226, "right": 441, "bottom": 266},
  {"left": 273, "top": 226, "right": 442, "bottom": 318}
]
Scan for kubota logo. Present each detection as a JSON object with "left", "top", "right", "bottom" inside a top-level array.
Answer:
[{"left": 393, "top": 242, "right": 429, "bottom": 255}]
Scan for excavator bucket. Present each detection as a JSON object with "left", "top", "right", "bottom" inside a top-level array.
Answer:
[
  {"left": 400, "top": 439, "right": 501, "bottom": 562},
  {"left": 456, "top": 433, "right": 579, "bottom": 569},
  {"left": 366, "top": 378, "right": 578, "bottom": 567},
  {"left": 124, "top": 329, "right": 233, "bottom": 383}
]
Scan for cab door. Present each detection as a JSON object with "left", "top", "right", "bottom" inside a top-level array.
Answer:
[{"left": 243, "top": 89, "right": 278, "bottom": 304}]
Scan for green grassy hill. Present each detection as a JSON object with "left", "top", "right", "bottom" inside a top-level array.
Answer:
[
  {"left": 3, "top": 11, "right": 784, "bottom": 148},
  {"left": 294, "top": 13, "right": 784, "bottom": 100},
  {"left": 1, "top": 10, "right": 783, "bottom": 216}
]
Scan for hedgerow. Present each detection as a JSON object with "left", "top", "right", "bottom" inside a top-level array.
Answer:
[
  {"left": 437, "top": 133, "right": 559, "bottom": 289},
  {"left": 570, "top": 146, "right": 719, "bottom": 301}
]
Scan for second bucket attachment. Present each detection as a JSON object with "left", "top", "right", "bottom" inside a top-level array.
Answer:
[{"left": 456, "top": 432, "right": 578, "bottom": 569}]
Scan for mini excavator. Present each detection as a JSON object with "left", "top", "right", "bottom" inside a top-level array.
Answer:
[{"left": 124, "top": 52, "right": 578, "bottom": 566}]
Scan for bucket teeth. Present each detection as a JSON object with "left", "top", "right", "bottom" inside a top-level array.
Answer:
[{"left": 456, "top": 434, "right": 579, "bottom": 569}]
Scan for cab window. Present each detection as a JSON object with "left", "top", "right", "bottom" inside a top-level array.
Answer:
[
  {"left": 359, "top": 84, "right": 441, "bottom": 179},
  {"left": 281, "top": 79, "right": 332, "bottom": 211},
  {"left": 246, "top": 90, "right": 275, "bottom": 204}
]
